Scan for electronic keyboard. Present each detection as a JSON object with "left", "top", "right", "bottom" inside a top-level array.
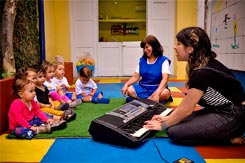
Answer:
[{"left": 88, "top": 98, "right": 172, "bottom": 148}]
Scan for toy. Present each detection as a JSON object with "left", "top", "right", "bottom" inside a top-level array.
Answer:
[{"left": 76, "top": 52, "right": 95, "bottom": 74}]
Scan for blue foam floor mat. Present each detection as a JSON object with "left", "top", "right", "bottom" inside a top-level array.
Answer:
[
  {"left": 97, "top": 82, "right": 186, "bottom": 99},
  {"left": 97, "top": 83, "right": 124, "bottom": 98},
  {"left": 41, "top": 138, "right": 205, "bottom": 163}
]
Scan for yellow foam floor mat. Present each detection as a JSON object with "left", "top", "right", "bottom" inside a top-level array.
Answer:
[
  {"left": 98, "top": 78, "right": 122, "bottom": 83},
  {"left": 169, "top": 87, "right": 182, "bottom": 92},
  {"left": 165, "top": 97, "right": 183, "bottom": 107},
  {"left": 0, "top": 134, "right": 54, "bottom": 162}
]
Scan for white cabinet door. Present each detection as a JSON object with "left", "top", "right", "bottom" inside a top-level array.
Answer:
[
  {"left": 147, "top": 0, "right": 175, "bottom": 75},
  {"left": 70, "top": 0, "right": 98, "bottom": 77},
  {"left": 122, "top": 42, "right": 143, "bottom": 76},
  {"left": 98, "top": 42, "right": 122, "bottom": 76}
]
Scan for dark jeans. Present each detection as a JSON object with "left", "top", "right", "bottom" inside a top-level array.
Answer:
[{"left": 167, "top": 104, "right": 245, "bottom": 145}]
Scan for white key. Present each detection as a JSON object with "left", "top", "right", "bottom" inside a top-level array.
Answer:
[
  {"left": 131, "top": 127, "right": 148, "bottom": 137},
  {"left": 160, "top": 108, "right": 173, "bottom": 116},
  {"left": 131, "top": 108, "right": 173, "bottom": 138}
]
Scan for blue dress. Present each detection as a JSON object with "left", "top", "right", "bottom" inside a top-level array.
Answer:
[{"left": 133, "top": 56, "right": 171, "bottom": 98}]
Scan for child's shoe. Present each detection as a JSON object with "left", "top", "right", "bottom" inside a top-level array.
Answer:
[
  {"left": 37, "top": 124, "right": 52, "bottom": 134},
  {"left": 50, "top": 120, "right": 67, "bottom": 131},
  {"left": 168, "top": 95, "right": 173, "bottom": 102},
  {"left": 69, "top": 99, "right": 82, "bottom": 108},
  {"left": 57, "top": 103, "right": 69, "bottom": 111},
  {"left": 160, "top": 96, "right": 173, "bottom": 104},
  {"left": 63, "top": 109, "right": 76, "bottom": 122}
]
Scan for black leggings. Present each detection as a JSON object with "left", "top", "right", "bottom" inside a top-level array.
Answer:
[{"left": 167, "top": 104, "right": 245, "bottom": 145}]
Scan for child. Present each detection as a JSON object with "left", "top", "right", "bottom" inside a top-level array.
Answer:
[
  {"left": 42, "top": 60, "right": 71, "bottom": 109},
  {"left": 51, "top": 61, "right": 82, "bottom": 107},
  {"left": 75, "top": 66, "right": 110, "bottom": 104},
  {"left": 35, "top": 66, "right": 76, "bottom": 122},
  {"left": 8, "top": 78, "right": 53, "bottom": 139},
  {"left": 16, "top": 66, "right": 67, "bottom": 130},
  {"left": 20, "top": 65, "right": 67, "bottom": 111}
]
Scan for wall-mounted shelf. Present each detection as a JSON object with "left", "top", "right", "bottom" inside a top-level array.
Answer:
[
  {"left": 99, "top": 19, "right": 146, "bottom": 23},
  {"left": 111, "top": 24, "right": 139, "bottom": 35}
]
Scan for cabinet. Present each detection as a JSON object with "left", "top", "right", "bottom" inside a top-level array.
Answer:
[
  {"left": 98, "top": 42, "right": 122, "bottom": 76},
  {"left": 122, "top": 42, "right": 142, "bottom": 76},
  {"left": 97, "top": 41, "right": 142, "bottom": 76},
  {"left": 98, "top": 0, "right": 146, "bottom": 42},
  {"left": 111, "top": 24, "right": 139, "bottom": 36}
]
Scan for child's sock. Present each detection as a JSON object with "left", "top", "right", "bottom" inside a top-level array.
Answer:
[
  {"left": 91, "top": 97, "right": 98, "bottom": 104},
  {"left": 69, "top": 99, "right": 82, "bottom": 108},
  {"left": 97, "top": 98, "right": 110, "bottom": 104}
]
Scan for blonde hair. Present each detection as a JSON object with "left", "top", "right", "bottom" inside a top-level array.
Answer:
[{"left": 52, "top": 61, "right": 64, "bottom": 70}]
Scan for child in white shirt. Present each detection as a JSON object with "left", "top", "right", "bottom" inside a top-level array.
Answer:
[
  {"left": 45, "top": 61, "right": 82, "bottom": 108},
  {"left": 75, "top": 66, "right": 110, "bottom": 104}
]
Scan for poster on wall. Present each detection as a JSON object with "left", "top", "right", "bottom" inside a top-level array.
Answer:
[{"left": 209, "top": 0, "right": 245, "bottom": 71}]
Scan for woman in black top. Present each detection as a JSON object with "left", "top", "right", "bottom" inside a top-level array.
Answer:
[{"left": 144, "top": 26, "right": 245, "bottom": 145}]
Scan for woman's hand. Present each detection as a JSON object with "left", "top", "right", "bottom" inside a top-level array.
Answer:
[
  {"left": 151, "top": 115, "right": 165, "bottom": 122},
  {"left": 121, "top": 85, "right": 128, "bottom": 96},
  {"left": 122, "top": 72, "right": 140, "bottom": 96},
  {"left": 143, "top": 120, "right": 162, "bottom": 131},
  {"left": 148, "top": 93, "right": 160, "bottom": 102}
]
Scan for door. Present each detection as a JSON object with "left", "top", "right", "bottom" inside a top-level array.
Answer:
[
  {"left": 147, "top": 0, "right": 175, "bottom": 75},
  {"left": 70, "top": 0, "right": 98, "bottom": 77},
  {"left": 122, "top": 41, "right": 143, "bottom": 76},
  {"left": 98, "top": 42, "right": 122, "bottom": 76}
]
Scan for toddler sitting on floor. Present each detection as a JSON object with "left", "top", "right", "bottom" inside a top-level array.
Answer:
[{"left": 75, "top": 66, "right": 110, "bottom": 104}]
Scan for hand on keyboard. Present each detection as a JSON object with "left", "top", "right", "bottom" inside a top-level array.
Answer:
[
  {"left": 152, "top": 107, "right": 172, "bottom": 122},
  {"left": 151, "top": 115, "right": 164, "bottom": 122},
  {"left": 143, "top": 120, "right": 162, "bottom": 131},
  {"left": 143, "top": 108, "right": 173, "bottom": 131}
]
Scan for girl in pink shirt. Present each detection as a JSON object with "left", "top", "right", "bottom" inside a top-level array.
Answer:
[{"left": 8, "top": 78, "right": 53, "bottom": 139}]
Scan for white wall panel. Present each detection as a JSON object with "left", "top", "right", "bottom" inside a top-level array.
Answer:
[{"left": 209, "top": 0, "right": 245, "bottom": 70}]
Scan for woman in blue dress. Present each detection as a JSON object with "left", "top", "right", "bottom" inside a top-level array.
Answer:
[{"left": 122, "top": 35, "right": 173, "bottom": 103}]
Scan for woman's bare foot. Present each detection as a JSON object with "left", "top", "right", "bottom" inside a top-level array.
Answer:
[{"left": 231, "top": 135, "right": 245, "bottom": 145}]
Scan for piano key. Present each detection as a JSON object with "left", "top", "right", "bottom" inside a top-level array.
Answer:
[
  {"left": 131, "top": 127, "right": 149, "bottom": 137},
  {"left": 159, "top": 108, "right": 173, "bottom": 116},
  {"left": 131, "top": 108, "right": 173, "bottom": 138},
  {"left": 124, "top": 128, "right": 135, "bottom": 133}
]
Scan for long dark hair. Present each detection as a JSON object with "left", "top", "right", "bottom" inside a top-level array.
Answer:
[
  {"left": 140, "top": 35, "right": 164, "bottom": 58},
  {"left": 176, "top": 27, "right": 217, "bottom": 86}
]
